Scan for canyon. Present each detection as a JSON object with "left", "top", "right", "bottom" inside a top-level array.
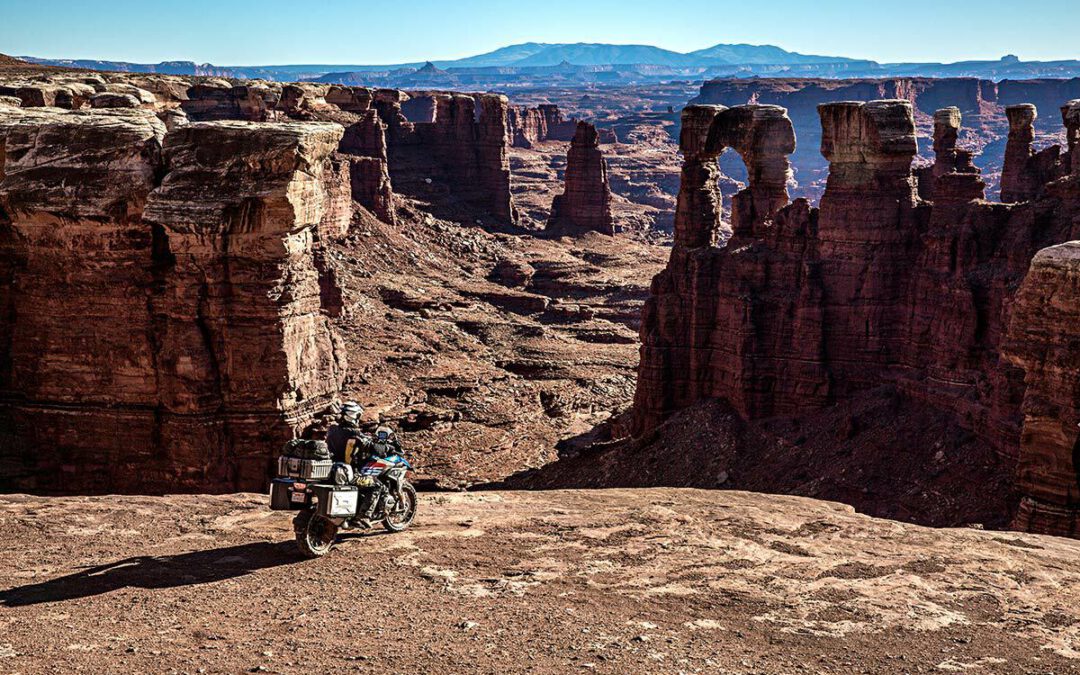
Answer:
[
  {"left": 2, "top": 55, "right": 1080, "bottom": 544},
  {"left": 605, "top": 96, "right": 1080, "bottom": 536},
  {"left": 0, "top": 64, "right": 666, "bottom": 493}
]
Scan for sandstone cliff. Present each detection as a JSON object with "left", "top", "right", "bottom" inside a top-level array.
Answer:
[
  {"left": 1005, "top": 243, "right": 1080, "bottom": 536},
  {"left": 508, "top": 103, "right": 579, "bottom": 148},
  {"left": 631, "top": 98, "right": 1080, "bottom": 535},
  {"left": 0, "top": 107, "right": 348, "bottom": 492},
  {"left": 180, "top": 83, "right": 522, "bottom": 225}
]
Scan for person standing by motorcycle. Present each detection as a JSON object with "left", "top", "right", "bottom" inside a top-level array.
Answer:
[{"left": 372, "top": 424, "right": 402, "bottom": 457}]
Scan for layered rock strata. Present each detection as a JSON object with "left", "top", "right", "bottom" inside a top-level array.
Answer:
[
  {"left": 632, "top": 98, "right": 1080, "bottom": 536},
  {"left": 915, "top": 106, "right": 981, "bottom": 201},
  {"left": 1065, "top": 99, "right": 1080, "bottom": 174},
  {"left": 0, "top": 107, "right": 348, "bottom": 492},
  {"left": 547, "top": 122, "right": 614, "bottom": 234},
  {"left": 183, "top": 83, "right": 518, "bottom": 224},
  {"left": 1005, "top": 243, "right": 1080, "bottom": 536},
  {"left": 999, "top": 104, "right": 1066, "bottom": 202},
  {"left": 509, "top": 104, "right": 579, "bottom": 147},
  {"left": 693, "top": 77, "right": 1080, "bottom": 198},
  {"left": 381, "top": 92, "right": 517, "bottom": 222}
]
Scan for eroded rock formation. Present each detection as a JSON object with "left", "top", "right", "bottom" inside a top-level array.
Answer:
[
  {"left": 632, "top": 97, "right": 1080, "bottom": 536},
  {"left": 1065, "top": 99, "right": 1080, "bottom": 175},
  {"left": 0, "top": 107, "right": 347, "bottom": 492},
  {"left": 385, "top": 92, "right": 517, "bottom": 222},
  {"left": 999, "top": 104, "right": 1067, "bottom": 202},
  {"left": 693, "top": 77, "right": 1080, "bottom": 199},
  {"left": 180, "top": 82, "right": 525, "bottom": 225},
  {"left": 915, "top": 106, "right": 981, "bottom": 200},
  {"left": 1005, "top": 243, "right": 1080, "bottom": 536},
  {"left": 547, "top": 122, "right": 613, "bottom": 235}
]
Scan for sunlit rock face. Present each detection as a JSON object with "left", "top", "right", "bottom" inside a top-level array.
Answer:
[
  {"left": 0, "top": 108, "right": 347, "bottom": 493},
  {"left": 632, "top": 97, "right": 1080, "bottom": 536}
]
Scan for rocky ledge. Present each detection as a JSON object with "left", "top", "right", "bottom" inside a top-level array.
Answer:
[{"left": 1, "top": 488, "right": 1078, "bottom": 672}]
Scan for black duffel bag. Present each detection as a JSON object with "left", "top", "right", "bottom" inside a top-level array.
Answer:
[{"left": 283, "top": 439, "right": 331, "bottom": 460}]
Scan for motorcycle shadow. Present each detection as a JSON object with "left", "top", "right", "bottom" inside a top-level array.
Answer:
[{"left": 0, "top": 541, "right": 302, "bottom": 607}]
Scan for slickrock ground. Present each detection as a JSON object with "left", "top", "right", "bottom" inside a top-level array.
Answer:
[{"left": 2, "top": 489, "right": 1079, "bottom": 674}]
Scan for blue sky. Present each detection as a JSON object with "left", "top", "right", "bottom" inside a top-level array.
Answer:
[{"left": 2, "top": 0, "right": 1078, "bottom": 65}]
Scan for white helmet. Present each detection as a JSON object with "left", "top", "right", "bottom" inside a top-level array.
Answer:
[{"left": 340, "top": 401, "right": 363, "bottom": 425}]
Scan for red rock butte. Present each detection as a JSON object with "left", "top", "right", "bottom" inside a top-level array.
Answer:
[
  {"left": 633, "top": 97, "right": 1080, "bottom": 537},
  {"left": 2, "top": 67, "right": 1080, "bottom": 540}
]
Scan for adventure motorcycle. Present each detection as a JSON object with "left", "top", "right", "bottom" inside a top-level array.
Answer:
[{"left": 269, "top": 444, "right": 418, "bottom": 558}]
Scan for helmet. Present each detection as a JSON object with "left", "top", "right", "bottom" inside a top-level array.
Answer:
[
  {"left": 340, "top": 401, "right": 363, "bottom": 425},
  {"left": 375, "top": 425, "right": 394, "bottom": 442}
]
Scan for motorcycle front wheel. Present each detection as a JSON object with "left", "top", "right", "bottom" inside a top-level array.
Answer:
[
  {"left": 293, "top": 508, "right": 338, "bottom": 558},
  {"left": 383, "top": 482, "right": 418, "bottom": 533}
]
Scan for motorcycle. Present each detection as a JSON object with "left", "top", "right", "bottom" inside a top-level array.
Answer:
[{"left": 269, "top": 445, "right": 418, "bottom": 558}]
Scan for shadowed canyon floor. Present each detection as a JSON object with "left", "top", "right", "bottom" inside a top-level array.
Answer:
[{"left": 2, "top": 489, "right": 1079, "bottom": 674}]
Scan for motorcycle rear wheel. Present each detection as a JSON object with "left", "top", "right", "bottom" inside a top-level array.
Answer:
[
  {"left": 383, "top": 482, "right": 418, "bottom": 533},
  {"left": 293, "top": 508, "right": 338, "bottom": 558}
]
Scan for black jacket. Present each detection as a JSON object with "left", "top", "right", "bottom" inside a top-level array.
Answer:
[{"left": 325, "top": 423, "right": 375, "bottom": 465}]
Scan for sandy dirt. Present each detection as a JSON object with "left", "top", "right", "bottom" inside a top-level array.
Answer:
[{"left": 2, "top": 488, "right": 1079, "bottom": 674}]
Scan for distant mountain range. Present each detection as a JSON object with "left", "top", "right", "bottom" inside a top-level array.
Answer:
[{"left": 19, "top": 43, "right": 1080, "bottom": 86}]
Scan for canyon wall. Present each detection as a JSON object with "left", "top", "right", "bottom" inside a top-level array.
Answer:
[
  {"left": 633, "top": 97, "right": 1080, "bottom": 535},
  {"left": 1, "top": 70, "right": 542, "bottom": 493},
  {"left": 509, "top": 104, "right": 578, "bottom": 147},
  {"left": 0, "top": 106, "right": 348, "bottom": 493},
  {"left": 388, "top": 92, "right": 517, "bottom": 222},
  {"left": 1005, "top": 242, "right": 1080, "bottom": 536},
  {"left": 182, "top": 83, "right": 519, "bottom": 224}
]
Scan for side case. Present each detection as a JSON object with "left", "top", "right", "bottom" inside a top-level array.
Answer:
[
  {"left": 313, "top": 485, "right": 359, "bottom": 518},
  {"left": 269, "top": 479, "right": 294, "bottom": 510}
]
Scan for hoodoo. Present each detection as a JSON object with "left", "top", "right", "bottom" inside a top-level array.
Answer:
[
  {"left": 693, "top": 77, "right": 1080, "bottom": 199},
  {"left": 632, "top": 97, "right": 1080, "bottom": 536},
  {"left": 547, "top": 121, "right": 614, "bottom": 235}
]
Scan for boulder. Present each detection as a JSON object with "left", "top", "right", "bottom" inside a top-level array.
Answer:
[{"left": 90, "top": 92, "right": 141, "bottom": 109}]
